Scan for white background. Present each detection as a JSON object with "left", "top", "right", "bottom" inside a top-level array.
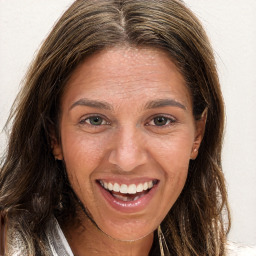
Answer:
[{"left": 0, "top": 0, "right": 255, "bottom": 245}]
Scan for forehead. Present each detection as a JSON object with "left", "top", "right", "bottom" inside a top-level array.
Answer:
[{"left": 62, "top": 46, "right": 192, "bottom": 109}]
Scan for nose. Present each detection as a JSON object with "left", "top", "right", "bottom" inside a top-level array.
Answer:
[{"left": 108, "top": 127, "right": 148, "bottom": 172}]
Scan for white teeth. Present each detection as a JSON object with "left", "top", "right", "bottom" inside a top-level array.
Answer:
[
  {"left": 128, "top": 184, "right": 137, "bottom": 194},
  {"left": 120, "top": 184, "right": 128, "bottom": 193},
  {"left": 136, "top": 183, "right": 144, "bottom": 192},
  {"left": 113, "top": 194, "right": 129, "bottom": 201},
  {"left": 100, "top": 180, "right": 156, "bottom": 195},
  {"left": 107, "top": 183, "right": 113, "bottom": 191},
  {"left": 133, "top": 196, "right": 140, "bottom": 201},
  {"left": 113, "top": 183, "right": 120, "bottom": 192},
  {"left": 112, "top": 193, "right": 144, "bottom": 202}
]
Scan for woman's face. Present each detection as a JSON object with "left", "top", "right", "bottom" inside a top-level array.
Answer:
[{"left": 53, "top": 47, "right": 204, "bottom": 241}]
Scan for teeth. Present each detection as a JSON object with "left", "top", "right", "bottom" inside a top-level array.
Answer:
[
  {"left": 120, "top": 184, "right": 128, "bottom": 193},
  {"left": 133, "top": 195, "right": 140, "bottom": 201},
  {"left": 113, "top": 194, "right": 129, "bottom": 201},
  {"left": 99, "top": 180, "right": 156, "bottom": 194},
  {"left": 112, "top": 193, "right": 143, "bottom": 202},
  {"left": 113, "top": 183, "right": 120, "bottom": 192},
  {"left": 143, "top": 182, "right": 148, "bottom": 190},
  {"left": 128, "top": 184, "right": 136, "bottom": 194},
  {"left": 108, "top": 183, "right": 113, "bottom": 191},
  {"left": 136, "top": 183, "right": 143, "bottom": 192}
]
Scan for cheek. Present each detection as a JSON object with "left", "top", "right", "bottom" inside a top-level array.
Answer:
[
  {"left": 60, "top": 130, "right": 112, "bottom": 207},
  {"left": 60, "top": 129, "right": 111, "bottom": 192},
  {"left": 149, "top": 130, "right": 194, "bottom": 167},
  {"left": 147, "top": 130, "right": 194, "bottom": 188}
]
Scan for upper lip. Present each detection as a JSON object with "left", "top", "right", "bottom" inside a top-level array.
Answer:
[
  {"left": 94, "top": 174, "right": 159, "bottom": 184},
  {"left": 97, "top": 178, "right": 157, "bottom": 185}
]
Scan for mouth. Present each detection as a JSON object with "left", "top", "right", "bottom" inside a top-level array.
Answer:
[{"left": 97, "top": 179, "right": 159, "bottom": 203}]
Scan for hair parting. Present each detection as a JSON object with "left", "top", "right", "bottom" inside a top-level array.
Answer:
[{"left": 0, "top": 1, "right": 230, "bottom": 255}]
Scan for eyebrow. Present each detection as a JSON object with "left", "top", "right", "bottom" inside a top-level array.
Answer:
[
  {"left": 145, "top": 99, "right": 186, "bottom": 110},
  {"left": 69, "top": 98, "right": 113, "bottom": 111},
  {"left": 69, "top": 98, "right": 186, "bottom": 111}
]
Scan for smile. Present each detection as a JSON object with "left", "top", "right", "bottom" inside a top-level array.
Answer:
[{"left": 98, "top": 179, "right": 158, "bottom": 203}]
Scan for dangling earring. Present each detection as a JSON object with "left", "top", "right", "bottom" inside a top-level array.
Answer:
[{"left": 158, "top": 225, "right": 170, "bottom": 256}]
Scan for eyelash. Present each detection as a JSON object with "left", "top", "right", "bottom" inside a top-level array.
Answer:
[
  {"left": 79, "top": 115, "right": 110, "bottom": 126},
  {"left": 146, "top": 115, "right": 177, "bottom": 127},
  {"left": 79, "top": 114, "right": 176, "bottom": 128}
]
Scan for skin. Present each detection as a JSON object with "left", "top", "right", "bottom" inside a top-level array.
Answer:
[{"left": 53, "top": 46, "right": 206, "bottom": 256}]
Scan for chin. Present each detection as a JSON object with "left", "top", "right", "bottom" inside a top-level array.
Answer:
[{"left": 94, "top": 214, "right": 158, "bottom": 242}]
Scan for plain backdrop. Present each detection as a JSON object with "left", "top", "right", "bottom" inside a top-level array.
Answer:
[{"left": 0, "top": 0, "right": 255, "bottom": 245}]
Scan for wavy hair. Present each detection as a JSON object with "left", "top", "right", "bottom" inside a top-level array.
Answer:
[{"left": 0, "top": 0, "right": 230, "bottom": 255}]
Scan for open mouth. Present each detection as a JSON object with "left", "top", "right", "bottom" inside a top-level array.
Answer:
[{"left": 97, "top": 180, "right": 159, "bottom": 202}]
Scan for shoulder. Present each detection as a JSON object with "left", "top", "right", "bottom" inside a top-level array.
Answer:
[{"left": 226, "top": 241, "right": 256, "bottom": 256}]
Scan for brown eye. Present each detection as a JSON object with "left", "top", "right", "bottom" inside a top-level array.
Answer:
[{"left": 147, "top": 115, "right": 176, "bottom": 127}]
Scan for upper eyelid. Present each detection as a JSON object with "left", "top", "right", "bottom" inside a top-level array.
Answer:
[
  {"left": 78, "top": 113, "right": 177, "bottom": 125},
  {"left": 79, "top": 114, "right": 110, "bottom": 124},
  {"left": 147, "top": 114, "right": 177, "bottom": 121},
  {"left": 146, "top": 114, "right": 177, "bottom": 126}
]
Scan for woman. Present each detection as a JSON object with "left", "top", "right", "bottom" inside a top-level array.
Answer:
[{"left": 0, "top": 0, "right": 255, "bottom": 255}]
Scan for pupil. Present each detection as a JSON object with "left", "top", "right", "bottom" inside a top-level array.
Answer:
[
  {"left": 90, "top": 117, "right": 102, "bottom": 125},
  {"left": 154, "top": 117, "right": 167, "bottom": 126}
]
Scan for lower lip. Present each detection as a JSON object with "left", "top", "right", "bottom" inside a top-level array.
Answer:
[{"left": 97, "top": 182, "right": 158, "bottom": 213}]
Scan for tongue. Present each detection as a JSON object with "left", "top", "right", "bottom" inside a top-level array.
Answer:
[{"left": 111, "top": 191, "right": 148, "bottom": 202}]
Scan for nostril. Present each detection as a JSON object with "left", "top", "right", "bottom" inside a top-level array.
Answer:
[
  {"left": 108, "top": 132, "right": 149, "bottom": 172},
  {"left": 108, "top": 150, "right": 148, "bottom": 172}
]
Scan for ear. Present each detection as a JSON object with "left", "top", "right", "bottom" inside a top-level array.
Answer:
[
  {"left": 190, "top": 109, "right": 207, "bottom": 160},
  {"left": 50, "top": 131, "right": 63, "bottom": 161}
]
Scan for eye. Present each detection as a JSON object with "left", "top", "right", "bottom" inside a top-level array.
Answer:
[
  {"left": 79, "top": 116, "right": 108, "bottom": 126},
  {"left": 153, "top": 116, "right": 169, "bottom": 126},
  {"left": 147, "top": 115, "right": 176, "bottom": 127}
]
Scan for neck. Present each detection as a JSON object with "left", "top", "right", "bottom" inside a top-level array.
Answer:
[{"left": 62, "top": 215, "right": 154, "bottom": 256}]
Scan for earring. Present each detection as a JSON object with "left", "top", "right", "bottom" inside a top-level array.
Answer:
[{"left": 158, "top": 225, "right": 170, "bottom": 256}]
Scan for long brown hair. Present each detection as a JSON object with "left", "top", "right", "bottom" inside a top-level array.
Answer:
[{"left": 0, "top": 0, "right": 230, "bottom": 255}]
